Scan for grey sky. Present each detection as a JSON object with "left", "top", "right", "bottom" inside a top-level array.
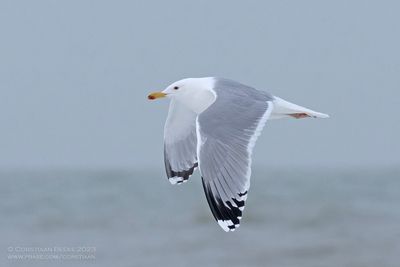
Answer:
[{"left": 0, "top": 0, "right": 399, "bottom": 170}]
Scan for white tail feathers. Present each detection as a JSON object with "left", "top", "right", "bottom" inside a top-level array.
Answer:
[{"left": 270, "top": 97, "right": 329, "bottom": 120}]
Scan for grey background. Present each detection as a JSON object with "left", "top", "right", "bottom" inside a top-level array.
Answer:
[
  {"left": 1, "top": 0, "right": 399, "bottom": 170},
  {"left": 1, "top": 2, "right": 399, "bottom": 267}
]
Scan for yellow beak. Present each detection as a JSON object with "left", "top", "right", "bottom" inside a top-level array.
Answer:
[{"left": 147, "top": 91, "right": 167, "bottom": 100}]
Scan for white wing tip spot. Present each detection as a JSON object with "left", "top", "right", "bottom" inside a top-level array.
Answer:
[
  {"left": 218, "top": 220, "right": 240, "bottom": 232},
  {"left": 168, "top": 177, "right": 184, "bottom": 185},
  {"left": 218, "top": 220, "right": 230, "bottom": 232}
]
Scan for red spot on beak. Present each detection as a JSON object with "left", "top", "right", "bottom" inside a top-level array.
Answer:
[{"left": 147, "top": 92, "right": 166, "bottom": 100}]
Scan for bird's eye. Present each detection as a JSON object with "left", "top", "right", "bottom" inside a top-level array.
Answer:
[{"left": 174, "top": 86, "right": 179, "bottom": 90}]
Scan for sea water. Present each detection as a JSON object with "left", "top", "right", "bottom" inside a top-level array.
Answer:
[{"left": 1, "top": 167, "right": 399, "bottom": 267}]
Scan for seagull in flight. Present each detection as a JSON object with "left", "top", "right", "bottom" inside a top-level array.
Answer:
[{"left": 148, "top": 77, "right": 329, "bottom": 232}]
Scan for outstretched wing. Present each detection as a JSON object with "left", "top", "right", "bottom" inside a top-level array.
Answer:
[
  {"left": 197, "top": 80, "right": 273, "bottom": 231},
  {"left": 164, "top": 99, "right": 198, "bottom": 184}
]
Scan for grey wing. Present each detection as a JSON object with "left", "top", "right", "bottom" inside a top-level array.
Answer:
[
  {"left": 164, "top": 99, "right": 198, "bottom": 184},
  {"left": 197, "top": 80, "right": 273, "bottom": 231}
]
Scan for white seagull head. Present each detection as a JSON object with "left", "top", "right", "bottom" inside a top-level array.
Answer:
[{"left": 148, "top": 77, "right": 216, "bottom": 113}]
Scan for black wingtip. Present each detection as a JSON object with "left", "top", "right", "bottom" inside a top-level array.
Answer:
[
  {"left": 201, "top": 177, "right": 245, "bottom": 231},
  {"left": 165, "top": 161, "right": 198, "bottom": 184}
]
